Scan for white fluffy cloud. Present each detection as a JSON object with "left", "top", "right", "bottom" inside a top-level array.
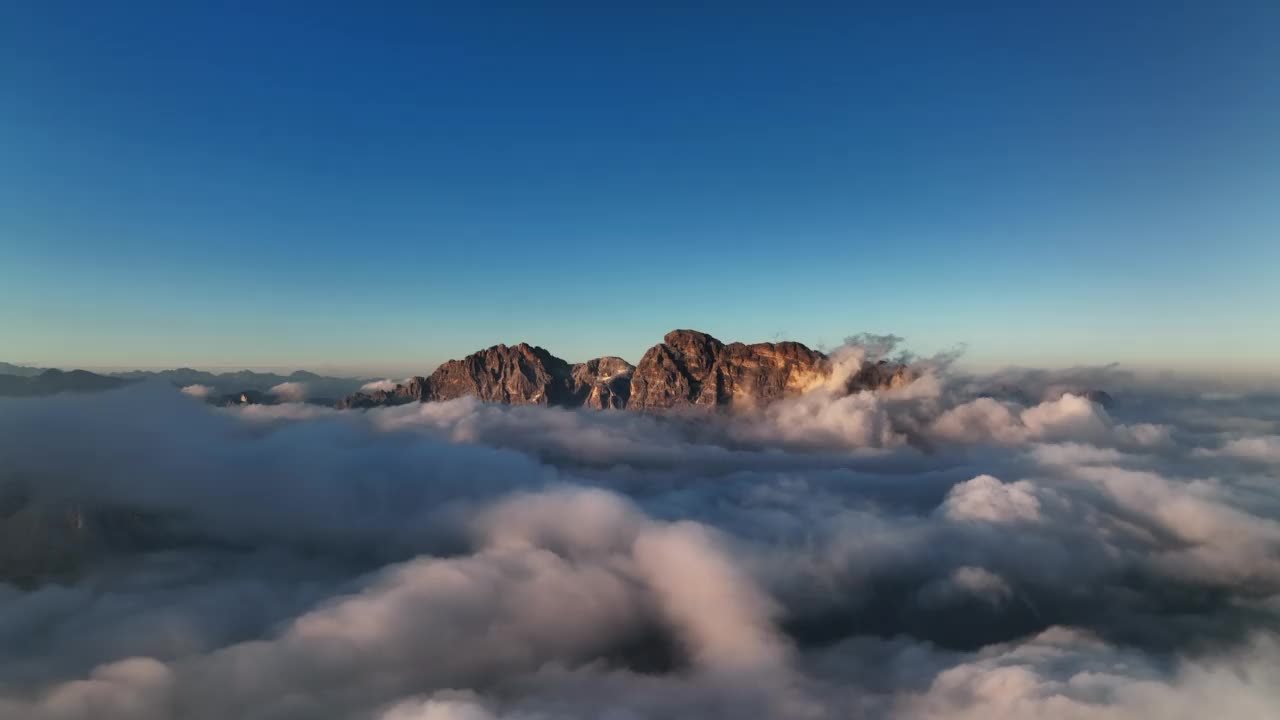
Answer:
[
  {"left": 941, "top": 475, "right": 1044, "bottom": 524},
  {"left": 179, "top": 384, "right": 213, "bottom": 398},
  {"left": 267, "top": 381, "right": 309, "bottom": 402}
]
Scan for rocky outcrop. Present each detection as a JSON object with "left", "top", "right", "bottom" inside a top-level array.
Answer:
[
  {"left": 1081, "top": 389, "right": 1115, "bottom": 408},
  {"left": 336, "top": 377, "right": 428, "bottom": 409},
  {"left": 214, "top": 389, "right": 271, "bottom": 407},
  {"left": 338, "top": 329, "right": 917, "bottom": 412},
  {"left": 627, "top": 330, "right": 723, "bottom": 411},
  {"left": 425, "top": 343, "right": 573, "bottom": 405},
  {"left": 696, "top": 339, "right": 831, "bottom": 409},
  {"left": 628, "top": 330, "right": 838, "bottom": 410},
  {"left": 570, "top": 357, "right": 634, "bottom": 409},
  {"left": 844, "top": 359, "right": 917, "bottom": 394},
  {"left": 338, "top": 344, "right": 579, "bottom": 409}
]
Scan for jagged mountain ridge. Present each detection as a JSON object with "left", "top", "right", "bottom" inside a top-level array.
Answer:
[{"left": 339, "top": 329, "right": 914, "bottom": 411}]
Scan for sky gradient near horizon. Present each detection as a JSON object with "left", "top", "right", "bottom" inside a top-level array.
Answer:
[{"left": 2, "top": 2, "right": 1278, "bottom": 377}]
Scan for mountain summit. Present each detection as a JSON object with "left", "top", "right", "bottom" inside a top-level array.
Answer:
[{"left": 338, "top": 329, "right": 913, "bottom": 411}]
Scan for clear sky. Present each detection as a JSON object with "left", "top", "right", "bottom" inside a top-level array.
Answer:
[{"left": 2, "top": 2, "right": 1277, "bottom": 377}]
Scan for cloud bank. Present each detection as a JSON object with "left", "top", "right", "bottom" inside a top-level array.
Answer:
[{"left": 1, "top": 344, "right": 1278, "bottom": 719}]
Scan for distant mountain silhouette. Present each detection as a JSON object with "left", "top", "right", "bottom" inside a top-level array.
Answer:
[
  {"left": 0, "top": 369, "right": 134, "bottom": 397},
  {"left": 0, "top": 363, "right": 363, "bottom": 403},
  {"left": 0, "top": 362, "right": 48, "bottom": 378},
  {"left": 109, "top": 368, "right": 362, "bottom": 398}
]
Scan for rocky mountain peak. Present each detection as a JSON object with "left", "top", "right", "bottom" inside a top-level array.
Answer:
[
  {"left": 336, "top": 376, "right": 427, "bottom": 410},
  {"left": 425, "top": 343, "right": 573, "bottom": 406},
  {"left": 661, "top": 329, "right": 724, "bottom": 379},
  {"left": 570, "top": 356, "right": 635, "bottom": 410},
  {"left": 630, "top": 331, "right": 832, "bottom": 411},
  {"left": 337, "top": 329, "right": 919, "bottom": 412}
]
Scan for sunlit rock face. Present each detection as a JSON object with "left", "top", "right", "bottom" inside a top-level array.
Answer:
[
  {"left": 627, "top": 330, "right": 725, "bottom": 411},
  {"left": 695, "top": 339, "right": 832, "bottom": 409},
  {"left": 424, "top": 343, "right": 574, "bottom": 406},
  {"left": 338, "top": 345, "right": 575, "bottom": 409},
  {"left": 628, "top": 330, "right": 907, "bottom": 411},
  {"left": 339, "top": 329, "right": 914, "bottom": 411},
  {"left": 570, "top": 356, "right": 635, "bottom": 409}
]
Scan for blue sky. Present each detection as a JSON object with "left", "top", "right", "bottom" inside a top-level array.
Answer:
[{"left": 2, "top": 2, "right": 1277, "bottom": 376}]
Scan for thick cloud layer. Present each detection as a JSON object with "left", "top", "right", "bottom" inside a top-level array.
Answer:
[{"left": 1, "top": 351, "right": 1278, "bottom": 719}]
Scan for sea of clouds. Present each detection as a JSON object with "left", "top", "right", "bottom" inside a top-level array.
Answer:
[{"left": 1, "top": 340, "right": 1278, "bottom": 719}]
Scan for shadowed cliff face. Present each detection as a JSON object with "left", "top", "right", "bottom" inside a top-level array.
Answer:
[
  {"left": 844, "top": 359, "right": 917, "bottom": 394},
  {"left": 337, "top": 377, "right": 429, "bottom": 409},
  {"left": 338, "top": 330, "right": 911, "bottom": 411}
]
